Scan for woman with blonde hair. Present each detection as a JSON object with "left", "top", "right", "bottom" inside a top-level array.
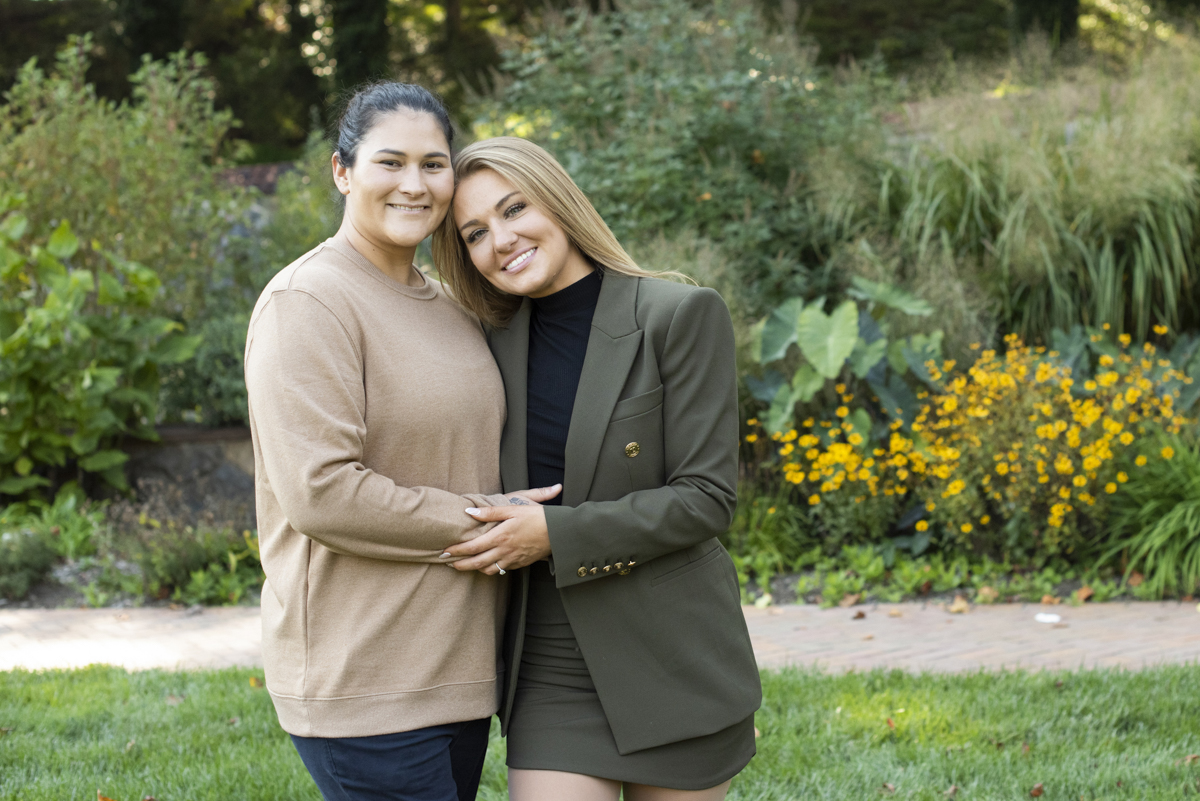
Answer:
[{"left": 434, "top": 137, "right": 761, "bottom": 800}]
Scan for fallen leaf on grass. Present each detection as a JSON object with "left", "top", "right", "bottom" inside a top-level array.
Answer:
[
  {"left": 125, "top": 739, "right": 136, "bottom": 752},
  {"left": 853, "top": 610, "right": 867, "bottom": 620},
  {"left": 880, "top": 783, "right": 896, "bottom": 794},
  {"left": 143, "top": 797, "right": 158, "bottom": 801},
  {"left": 1030, "top": 782, "right": 1044, "bottom": 797},
  {"left": 249, "top": 676, "right": 264, "bottom": 688},
  {"left": 976, "top": 586, "right": 999, "bottom": 603},
  {"left": 0, "top": 727, "right": 11, "bottom": 737},
  {"left": 1176, "top": 754, "right": 1200, "bottom": 766},
  {"left": 944, "top": 787, "right": 958, "bottom": 797},
  {"left": 1075, "top": 586, "right": 1094, "bottom": 602},
  {"left": 948, "top": 595, "right": 970, "bottom": 614},
  {"left": 886, "top": 717, "right": 895, "bottom": 729},
  {"left": 1128, "top": 571, "right": 1144, "bottom": 587},
  {"left": 1040, "top": 594, "right": 1060, "bottom": 605},
  {"left": 888, "top": 608, "right": 903, "bottom": 617},
  {"left": 1023, "top": 742, "right": 1031, "bottom": 754},
  {"left": 165, "top": 695, "right": 183, "bottom": 706},
  {"left": 228, "top": 717, "right": 240, "bottom": 727},
  {"left": 840, "top": 593, "right": 862, "bottom": 608},
  {"left": 98, "top": 793, "right": 117, "bottom": 801}
]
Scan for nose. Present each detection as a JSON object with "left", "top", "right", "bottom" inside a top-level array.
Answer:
[
  {"left": 397, "top": 164, "right": 426, "bottom": 197},
  {"left": 492, "top": 220, "right": 518, "bottom": 252}
]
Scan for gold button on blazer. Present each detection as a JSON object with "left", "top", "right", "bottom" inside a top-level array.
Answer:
[{"left": 489, "top": 273, "right": 762, "bottom": 756}]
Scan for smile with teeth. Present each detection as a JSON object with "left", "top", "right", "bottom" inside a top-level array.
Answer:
[
  {"left": 502, "top": 248, "right": 536, "bottom": 273},
  {"left": 387, "top": 203, "right": 428, "bottom": 212}
]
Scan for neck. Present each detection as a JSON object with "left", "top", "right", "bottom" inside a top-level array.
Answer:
[{"left": 337, "top": 216, "right": 422, "bottom": 286}]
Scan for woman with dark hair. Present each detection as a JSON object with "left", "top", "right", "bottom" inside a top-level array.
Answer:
[
  {"left": 434, "top": 137, "right": 761, "bottom": 800},
  {"left": 244, "top": 86, "right": 558, "bottom": 801}
]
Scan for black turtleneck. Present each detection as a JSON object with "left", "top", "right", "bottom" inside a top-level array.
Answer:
[{"left": 526, "top": 269, "right": 603, "bottom": 505}]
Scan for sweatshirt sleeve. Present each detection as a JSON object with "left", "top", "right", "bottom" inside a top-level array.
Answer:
[
  {"left": 245, "top": 289, "right": 509, "bottom": 563},
  {"left": 541, "top": 287, "right": 739, "bottom": 587}
]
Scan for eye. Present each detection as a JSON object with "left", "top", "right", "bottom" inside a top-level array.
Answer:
[
  {"left": 380, "top": 159, "right": 401, "bottom": 168},
  {"left": 465, "top": 228, "right": 486, "bottom": 244},
  {"left": 504, "top": 202, "right": 526, "bottom": 218},
  {"left": 423, "top": 161, "right": 445, "bottom": 170}
]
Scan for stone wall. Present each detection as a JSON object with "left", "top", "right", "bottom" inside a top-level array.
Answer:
[{"left": 123, "top": 427, "right": 256, "bottom": 531}]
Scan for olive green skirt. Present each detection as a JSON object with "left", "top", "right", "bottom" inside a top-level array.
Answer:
[{"left": 505, "top": 562, "right": 755, "bottom": 790}]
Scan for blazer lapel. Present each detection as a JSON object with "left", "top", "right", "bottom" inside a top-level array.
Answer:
[
  {"left": 490, "top": 299, "right": 531, "bottom": 493},
  {"left": 562, "top": 274, "right": 641, "bottom": 507}
]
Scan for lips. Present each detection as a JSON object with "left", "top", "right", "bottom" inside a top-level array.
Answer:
[
  {"left": 501, "top": 247, "right": 537, "bottom": 275},
  {"left": 386, "top": 203, "right": 429, "bottom": 213}
]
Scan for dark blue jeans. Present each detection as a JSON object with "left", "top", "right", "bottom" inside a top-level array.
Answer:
[{"left": 291, "top": 718, "right": 492, "bottom": 801}]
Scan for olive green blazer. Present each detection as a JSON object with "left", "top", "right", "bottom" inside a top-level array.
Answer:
[{"left": 489, "top": 272, "right": 762, "bottom": 756}]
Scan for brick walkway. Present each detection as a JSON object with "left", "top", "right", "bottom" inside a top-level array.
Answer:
[{"left": 1, "top": 601, "right": 1197, "bottom": 672}]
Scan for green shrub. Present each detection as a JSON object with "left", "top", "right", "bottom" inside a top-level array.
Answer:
[
  {"left": 0, "top": 35, "right": 246, "bottom": 323},
  {"left": 1103, "top": 429, "right": 1200, "bottom": 596},
  {"left": 0, "top": 517, "right": 55, "bottom": 600},
  {"left": 3, "top": 487, "right": 106, "bottom": 561},
  {"left": 0, "top": 196, "right": 200, "bottom": 496}
]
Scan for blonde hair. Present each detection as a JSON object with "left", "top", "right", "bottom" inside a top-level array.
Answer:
[{"left": 432, "top": 137, "right": 686, "bottom": 327}]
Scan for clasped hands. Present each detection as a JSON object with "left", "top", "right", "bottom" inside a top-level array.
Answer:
[{"left": 440, "top": 483, "right": 561, "bottom": 576}]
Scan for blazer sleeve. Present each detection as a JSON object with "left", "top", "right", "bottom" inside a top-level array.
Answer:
[
  {"left": 542, "top": 287, "right": 739, "bottom": 587},
  {"left": 245, "top": 289, "right": 508, "bottom": 564}
]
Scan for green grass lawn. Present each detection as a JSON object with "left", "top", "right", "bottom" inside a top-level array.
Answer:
[{"left": 2, "top": 666, "right": 1200, "bottom": 800}]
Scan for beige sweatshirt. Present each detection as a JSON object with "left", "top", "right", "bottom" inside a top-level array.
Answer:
[{"left": 244, "top": 234, "right": 509, "bottom": 738}]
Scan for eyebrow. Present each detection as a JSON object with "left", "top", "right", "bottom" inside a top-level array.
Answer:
[
  {"left": 374, "top": 149, "right": 450, "bottom": 159},
  {"left": 458, "top": 191, "right": 520, "bottom": 232}
]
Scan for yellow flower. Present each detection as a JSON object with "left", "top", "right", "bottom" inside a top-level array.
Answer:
[
  {"left": 1136, "top": 455, "right": 1148, "bottom": 466},
  {"left": 1153, "top": 324, "right": 1169, "bottom": 335},
  {"left": 745, "top": 434, "right": 758, "bottom": 443},
  {"left": 767, "top": 507, "right": 776, "bottom": 514},
  {"left": 1105, "top": 483, "right": 1117, "bottom": 494},
  {"left": 1119, "top": 333, "right": 1132, "bottom": 347},
  {"left": 996, "top": 462, "right": 1009, "bottom": 476},
  {"left": 808, "top": 494, "right": 821, "bottom": 506},
  {"left": 1038, "top": 475, "right": 1050, "bottom": 483},
  {"left": 1099, "top": 354, "right": 1114, "bottom": 367},
  {"left": 980, "top": 515, "right": 991, "bottom": 525},
  {"left": 915, "top": 520, "right": 929, "bottom": 532},
  {"left": 926, "top": 501, "right": 936, "bottom": 512},
  {"left": 960, "top": 523, "right": 973, "bottom": 534},
  {"left": 802, "top": 418, "right": 815, "bottom": 427},
  {"left": 1119, "top": 432, "right": 1134, "bottom": 446},
  {"left": 848, "top": 433, "right": 864, "bottom": 446},
  {"left": 1117, "top": 471, "right": 1128, "bottom": 483},
  {"left": 1073, "top": 475, "right": 1087, "bottom": 487},
  {"left": 1059, "top": 487, "right": 1072, "bottom": 499},
  {"left": 1162, "top": 446, "right": 1175, "bottom": 460},
  {"left": 746, "top": 418, "right": 758, "bottom": 426},
  {"left": 836, "top": 406, "right": 850, "bottom": 418}
]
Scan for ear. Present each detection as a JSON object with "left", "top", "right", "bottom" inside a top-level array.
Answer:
[{"left": 332, "top": 152, "right": 351, "bottom": 196}]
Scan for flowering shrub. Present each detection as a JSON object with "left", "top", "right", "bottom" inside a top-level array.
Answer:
[{"left": 748, "top": 330, "right": 1190, "bottom": 560}]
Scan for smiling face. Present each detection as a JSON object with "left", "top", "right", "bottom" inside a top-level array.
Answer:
[
  {"left": 453, "top": 168, "right": 594, "bottom": 298},
  {"left": 333, "top": 110, "right": 454, "bottom": 259}
]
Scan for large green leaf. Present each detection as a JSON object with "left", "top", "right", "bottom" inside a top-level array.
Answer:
[
  {"left": 0, "top": 473, "right": 50, "bottom": 495},
  {"left": 0, "top": 243, "right": 23, "bottom": 279},
  {"left": 46, "top": 221, "right": 79, "bottom": 260},
  {"left": 847, "top": 276, "right": 933, "bottom": 317},
  {"left": 759, "top": 297, "right": 806, "bottom": 363},
  {"left": 766, "top": 382, "right": 796, "bottom": 433},
  {"left": 0, "top": 212, "right": 28, "bottom": 243},
  {"left": 791, "top": 363, "right": 825, "bottom": 404},
  {"left": 849, "top": 337, "right": 887, "bottom": 379},
  {"left": 797, "top": 300, "right": 858, "bottom": 378},
  {"left": 151, "top": 333, "right": 202, "bottom": 365},
  {"left": 78, "top": 449, "right": 129, "bottom": 472},
  {"left": 97, "top": 273, "right": 127, "bottom": 305}
]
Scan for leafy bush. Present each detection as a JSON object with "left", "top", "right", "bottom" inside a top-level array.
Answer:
[
  {"left": 750, "top": 327, "right": 1191, "bottom": 563},
  {"left": 1103, "top": 428, "right": 1200, "bottom": 596},
  {"left": 0, "top": 196, "right": 200, "bottom": 496},
  {"left": 0, "top": 519, "right": 55, "bottom": 600},
  {"left": 0, "top": 36, "right": 246, "bottom": 323}
]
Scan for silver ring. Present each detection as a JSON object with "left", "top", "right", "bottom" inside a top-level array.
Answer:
[{"left": 495, "top": 563, "right": 506, "bottom": 575}]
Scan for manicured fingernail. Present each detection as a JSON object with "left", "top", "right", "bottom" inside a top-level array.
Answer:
[
  {"left": 440, "top": 552, "right": 452, "bottom": 559},
  {"left": 466, "top": 507, "right": 480, "bottom": 515}
]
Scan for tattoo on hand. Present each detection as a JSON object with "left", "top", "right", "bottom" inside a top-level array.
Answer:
[{"left": 508, "top": 496, "right": 533, "bottom": 506}]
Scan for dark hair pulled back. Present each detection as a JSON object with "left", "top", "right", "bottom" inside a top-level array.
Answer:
[{"left": 333, "top": 82, "right": 454, "bottom": 168}]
